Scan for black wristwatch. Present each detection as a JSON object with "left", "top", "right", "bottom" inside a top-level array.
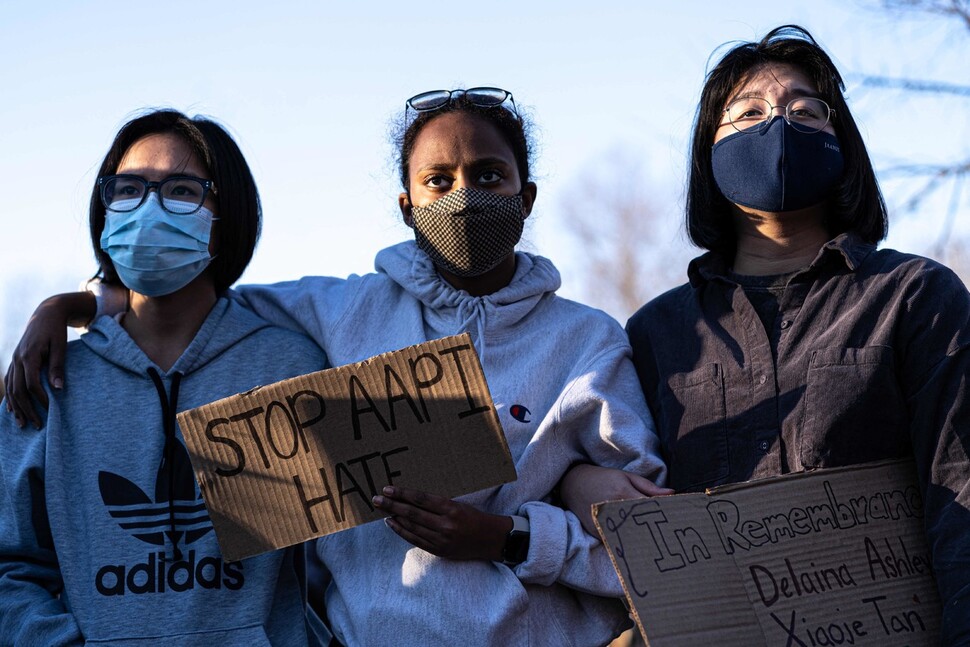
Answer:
[{"left": 502, "top": 515, "right": 530, "bottom": 566}]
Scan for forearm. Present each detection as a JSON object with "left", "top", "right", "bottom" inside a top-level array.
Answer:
[
  {"left": 558, "top": 343, "right": 667, "bottom": 485},
  {"left": 912, "top": 355, "right": 970, "bottom": 643},
  {"left": 66, "top": 292, "right": 100, "bottom": 328},
  {"left": 902, "top": 296, "right": 970, "bottom": 643},
  {"left": 32, "top": 292, "right": 98, "bottom": 330}
]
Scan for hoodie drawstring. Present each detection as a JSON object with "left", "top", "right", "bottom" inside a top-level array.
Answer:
[
  {"left": 148, "top": 367, "right": 184, "bottom": 561},
  {"left": 456, "top": 298, "right": 488, "bottom": 365}
]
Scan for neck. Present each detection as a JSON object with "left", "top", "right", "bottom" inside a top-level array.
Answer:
[
  {"left": 731, "top": 204, "right": 831, "bottom": 276},
  {"left": 437, "top": 254, "right": 516, "bottom": 297},
  {"left": 122, "top": 277, "right": 218, "bottom": 372}
]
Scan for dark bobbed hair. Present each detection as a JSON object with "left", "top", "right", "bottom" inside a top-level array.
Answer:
[
  {"left": 91, "top": 109, "right": 261, "bottom": 293},
  {"left": 686, "top": 25, "right": 887, "bottom": 254},
  {"left": 394, "top": 93, "right": 534, "bottom": 194}
]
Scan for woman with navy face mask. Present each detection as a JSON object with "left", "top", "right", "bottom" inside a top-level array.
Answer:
[
  {"left": 0, "top": 110, "right": 328, "bottom": 645},
  {"left": 562, "top": 25, "right": 970, "bottom": 644}
]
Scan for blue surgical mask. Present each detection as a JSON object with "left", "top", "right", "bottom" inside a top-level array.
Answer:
[
  {"left": 100, "top": 192, "right": 216, "bottom": 297},
  {"left": 712, "top": 116, "right": 845, "bottom": 212}
]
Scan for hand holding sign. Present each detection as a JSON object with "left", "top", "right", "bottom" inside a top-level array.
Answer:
[
  {"left": 375, "top": 485, "right": 511, "bottom": 561},
  {"left": 561, "top": 463, "right": 673, "bottom": 535}
]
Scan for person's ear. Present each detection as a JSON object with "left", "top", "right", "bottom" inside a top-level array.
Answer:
[
  {"left": 520, "top": 182, "right": 538, "bottom": 220},
  {"left": 398, "top": 192, "right": 414, "bottom": 227}
]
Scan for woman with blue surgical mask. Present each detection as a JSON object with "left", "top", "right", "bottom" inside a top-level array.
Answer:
[
  {"left": 561, "top": 25, "right": 970, "bottom": 645},
  {"left": 0, "top": 109, "right": 328, "bottom": 645}
]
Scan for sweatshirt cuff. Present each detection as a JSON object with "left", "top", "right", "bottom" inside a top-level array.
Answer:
[
  {"left": 82, "top": 279, "right": 127, "bottom": 327},
  {"left": 511, "top": 501, "right": 567, "bottom": 586}
]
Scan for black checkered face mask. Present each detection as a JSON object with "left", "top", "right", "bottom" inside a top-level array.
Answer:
[{"left": 410, "top": 187, "right": 525, "bottom": 277}]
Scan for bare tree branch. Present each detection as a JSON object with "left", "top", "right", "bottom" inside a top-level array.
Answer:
[
  {"left": 932, "top": 171, "right": 966, "bottom": 255},
  {"left": 857, "top": 0, "right": 970, "bottom": 268},
  {"left": 855, "top": 75, "right": 970, "bottom": 95},
  {"left": 881, "top": 161, "right": 970, "bottom": 177},
  {"left": 881, "top": 0, "right": 970, "bottom": 30}
]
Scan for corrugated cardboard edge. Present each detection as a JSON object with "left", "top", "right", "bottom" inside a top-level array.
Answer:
[
  {"left": 593, "top": 499, "right": 655, "bottom": 645},
  {"left": 702, "top": 459, "right": 911, "bottom": 496}
]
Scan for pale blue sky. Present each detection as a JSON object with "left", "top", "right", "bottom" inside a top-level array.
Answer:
[{"left": 1, "top": 1, "right": 967, "bottom": 350}]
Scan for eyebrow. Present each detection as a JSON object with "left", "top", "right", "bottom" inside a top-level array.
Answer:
[
  {"left": 415, "top": 157, "right": 514, "bottom": 173},
  {"left": 732, "top": 88, "right": 823, "bottom": 102},
  {"left": 471, "top": 156, "right": 514, "bottom": 167},
  {"left": 413, "top": 163, "right": 455, "bottom": 177},
  {"left": 111, "top": 170, "right": 210, "bottom": 182}
]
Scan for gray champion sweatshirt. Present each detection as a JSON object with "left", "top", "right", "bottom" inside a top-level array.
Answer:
[{"left": 236, "top": 241, "right": 668, "bottom": 646}]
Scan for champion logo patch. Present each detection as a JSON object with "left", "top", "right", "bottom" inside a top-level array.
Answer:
[
  {"left": 509, "top": 404, "right": 531, "bottom": 423},
  {"left": 99, "top": 439, "right": 212, "bottom": 551}
]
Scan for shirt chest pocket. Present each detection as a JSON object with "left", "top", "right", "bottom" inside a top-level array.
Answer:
[
  {"left": 662, "top": 364, "right": 730, "bottom": 491},
  {"left": 799, "top": 346, "right": 910, "bottom": 468}
]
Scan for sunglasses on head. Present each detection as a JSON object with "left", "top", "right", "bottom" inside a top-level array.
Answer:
[{"left": 405, "top": 87, "right": 518, "bottom": 121}]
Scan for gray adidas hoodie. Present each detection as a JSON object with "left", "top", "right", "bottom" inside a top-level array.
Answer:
[
  {"left": 235, "top": 241, "right": 667, "bottom": 646},
  {"left": 0, "top": 297, "right": 327, "bottom": 646}
]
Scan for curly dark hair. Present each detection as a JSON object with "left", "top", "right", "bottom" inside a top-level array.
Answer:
[{"left": 393, "top": 91, "right": 535, "bottom": 192}]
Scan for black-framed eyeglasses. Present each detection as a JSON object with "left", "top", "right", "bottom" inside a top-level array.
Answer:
[
  {"left": 98, "top": 174, "right": 217, "bottom": 215},
  {"left": 405, "top": 87, "right": 518, "bottom": 122},
  {"left": 721, "top": 97, "right": 835, "bottom": 134}
]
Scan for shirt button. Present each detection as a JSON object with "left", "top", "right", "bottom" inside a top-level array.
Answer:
[
  {"left": 780, "top": 320, "right": 791, "bottom": 329},
  {"left": 759, "top": 440, "right": 770, "bottom": 452},
  {"left": 759, "top": 375, "right": 767, "bottom": 385}
]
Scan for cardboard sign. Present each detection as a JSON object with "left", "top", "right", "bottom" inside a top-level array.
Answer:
[
  {"left": 177, "top": 333, "right": 516, "bottom": 562},
  {"left": 593, "top": 460, "right": 941, "bottom": 646}
]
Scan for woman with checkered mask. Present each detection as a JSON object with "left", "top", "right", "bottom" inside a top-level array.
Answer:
[{"left": 6, "top": 89, "right": 669, "bottom": 646}]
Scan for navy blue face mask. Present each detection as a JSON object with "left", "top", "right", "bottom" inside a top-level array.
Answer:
[{"left": 712, "top": 116, "right": 845, "bottom": 212}]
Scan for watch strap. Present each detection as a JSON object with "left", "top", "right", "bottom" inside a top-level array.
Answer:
[{"left": 502, "top": 515, "right": 531, "bottom": 566}]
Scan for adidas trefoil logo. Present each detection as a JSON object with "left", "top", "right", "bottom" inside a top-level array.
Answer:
[
  {"left": 99, "top": 439, "right": 212, "bottom": 549},
  {"left": 95, "top": 439, "right": 245, "bottom": 596}
]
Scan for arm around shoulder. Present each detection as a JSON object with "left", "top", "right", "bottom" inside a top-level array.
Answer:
[
  {"left": 5, "top": 291, "right": 97, "bottom": 428},
  {"left": 232, "top": 275, "right": 360, "bottom": 347}
]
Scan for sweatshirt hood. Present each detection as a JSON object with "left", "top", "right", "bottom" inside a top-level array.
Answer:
[
  {"left": 374, "top": 240, "right": 561, "bottom": 343},
  {"left": 81, "top": 294, "right": 271, "bottom": 377},
  {"left": 80, "top": 294, "right": 273, "bottom": 560}
]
